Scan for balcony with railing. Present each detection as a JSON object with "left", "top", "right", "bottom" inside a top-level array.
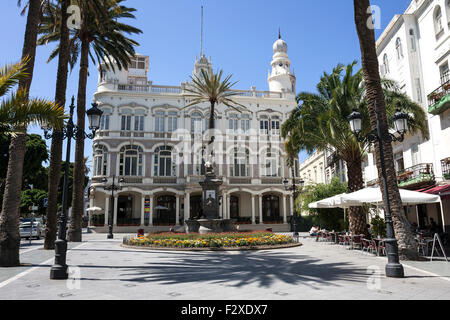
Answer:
[
  {"left": 397, "top": 163, "right": 435, "bottom": 190},
  {"left": 441, "top": 157, "right": 450, "bottom": 180},
  {"left": 115, "top": 81, "right": 284, "bottom": 99},
  {"left": 427, "top": 74, "right": 450, "bottom": 115}
]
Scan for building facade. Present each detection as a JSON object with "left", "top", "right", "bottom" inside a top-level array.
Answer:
[{"left": 88, "top": 36, "right": 300, "bottom": 232}]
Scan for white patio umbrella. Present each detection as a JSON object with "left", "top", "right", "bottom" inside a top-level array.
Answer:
[
  {"left": 86, "top": 207, "right": 103, "bottom": 212},
  {"left": 340, "top": 187, "right": 440, "bottom": 206},
  {"left": 308, "top": 193, "right": 350, "bottom": 209},
  {"left": 308, "top": 193, "right": 350, "bottom": 225}
]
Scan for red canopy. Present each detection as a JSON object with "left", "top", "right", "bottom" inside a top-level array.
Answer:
[{"left": 421, "top": 184, "right": 450, "bottom": 199}]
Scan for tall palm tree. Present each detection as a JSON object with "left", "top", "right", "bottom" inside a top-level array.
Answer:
[
  {"left": 353, "top": 0, "right": 418, "bottom": 259},
  {"left": 36, "top": 0, "right": 71, "bottom": 250},
  {"left": 282, "top": 62, "right": 426, "bottom": 237},
  {"left": 184, "top": 69, "right": 245, "bottom": 161},
  {"left": 41, "top": 0, "right": 141, "bottom": 242},
  {"left": 0, "top": 58, "right": 66, "bottom": 267},
  {"left": 0, "top": 0, "right": 43, "bottom": 267}
]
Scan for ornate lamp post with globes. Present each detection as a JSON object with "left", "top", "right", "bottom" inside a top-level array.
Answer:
[
  {"left": 102, "top": 175, "right": 124, "bottom": 239},
  {"left": 42, "top": 96, "right": 103, "bottom": 280},
  {"left": 347, "top": 103, "right": 408, "bottom": 278},
  {"left": 283, "top": 176, "right": 305, "bottom": 241}
]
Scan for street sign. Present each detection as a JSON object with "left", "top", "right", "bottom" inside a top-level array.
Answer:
[
  {"left": 29, "top": 205, "right": 38, "bottom": 211},
  {"left": 43, "top": 198, "right": 48, "bottom": 208}
]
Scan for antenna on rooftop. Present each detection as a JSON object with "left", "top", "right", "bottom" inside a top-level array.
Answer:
[{"left": 200, "top": 6, "right": 204, "bottom": 57}]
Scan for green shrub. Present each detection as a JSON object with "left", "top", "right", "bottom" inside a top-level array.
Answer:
[{"left": 371, "top": 215, "right": 386, "bottom": 238}]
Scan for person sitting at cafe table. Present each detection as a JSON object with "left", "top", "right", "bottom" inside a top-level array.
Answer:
[{"left": 309, "top": 225, "right": 319, "bottom": 237}]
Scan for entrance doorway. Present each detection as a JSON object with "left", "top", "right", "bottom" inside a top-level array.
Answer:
[
  {"left": 262, "top": 195, "right": 280, "bottom": 223},
  {"left": 155, "top": 195, "right": 176, "bottom": 225},
  {"left": 190, "top": 195, "right": 202, "bottom": 219},
  {"left": 118, "top": 195, "right": 133, "bottom": 225}
]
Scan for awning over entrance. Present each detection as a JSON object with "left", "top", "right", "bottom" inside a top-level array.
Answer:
[{"left": 420, "top": 184, "right": 450, "bottom": 199}]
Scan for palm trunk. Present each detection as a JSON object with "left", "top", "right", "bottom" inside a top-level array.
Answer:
[
  {"left": 354, "top": 0, "right": 417, "bottom": 259},
  {"left": 207, "top": 101, "right": 215, "bottom": 160},
  {"left": 346, "top": 157, "right": 368, "bottom": 236},
  {"left": 0, "top": 0, "right": 40, "bottom": 267},
  {"left": 44, "top": 0, "right": 70, "bottom": 250},
  {"left": 67, "top": 34, "right": 89, "bottom": 242}
]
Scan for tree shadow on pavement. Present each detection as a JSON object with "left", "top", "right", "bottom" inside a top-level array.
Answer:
[{"left": 74, "top": 251, "right": 371, "bottom": 289}]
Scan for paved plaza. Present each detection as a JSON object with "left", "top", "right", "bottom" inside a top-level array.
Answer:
[{"left": 1, "top": 231, "right": 449, "bottom": 300}]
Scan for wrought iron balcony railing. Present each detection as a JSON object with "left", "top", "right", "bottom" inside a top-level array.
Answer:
[
  {"left": 397, "top": 163, "right": 435, "bottom": 189},
  {"left": 441, "top": 157, "right": 450, "bottom": 180},
  {"left": 427, "top": 78, "right": 450, "bottom": 115}
]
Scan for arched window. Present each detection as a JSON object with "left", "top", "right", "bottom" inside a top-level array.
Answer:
[
  {"left": 191, "top": 112, "right": 203, "bottom": 133},
  {"left": 261, "top": 148, "right": 281, "bottom": 177},
  {"left": 154, "top": 146, "right": 174, "bottom": 177},
  {"left": 93, "top": 145, "right": 108, "bottom": 176},
  {"left": 230, "top": 147, "right": 250, "bottom": 177},
  {"left": 383, "top": 54, "right": 390, "bottom": 75},
  {"left": 119, "top": 145, "right": 143, "bottom": 176},
  {"left": 395, "top": 38, "right": 403, "bottom": 60},
  {"left": 435, "top": 6, "right": 444, "bottom": 38}
]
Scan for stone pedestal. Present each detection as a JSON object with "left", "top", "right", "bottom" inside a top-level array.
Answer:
[
  {"left": 185, "top": 219, "right": 237, "bottom": 234},
  {"left": 185, "top": 220, "right": 200, "bottom": 233}
]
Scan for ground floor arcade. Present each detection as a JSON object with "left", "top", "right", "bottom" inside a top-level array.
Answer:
[{"left": 88, "top": 187, "right": 295, "bottom": 229}]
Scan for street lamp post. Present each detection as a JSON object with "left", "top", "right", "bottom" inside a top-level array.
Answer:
[
  {"left": 283, "top": 175, "right": 305, "bottom": 241},
  {"left": 102, "top": 175, "right": 124, "bottom": 239},
  {"left": 348, "top": 103, "right": 408, "bottom": 278},
  {"left": 42, "top": 96, "right": 103, "bottom": 280}
]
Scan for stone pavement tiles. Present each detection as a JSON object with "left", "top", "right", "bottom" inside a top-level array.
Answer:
[{"left": 1, "top": 233, "right": 450, "bottom": 300}]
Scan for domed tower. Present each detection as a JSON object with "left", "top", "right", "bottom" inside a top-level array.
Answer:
[{"left": 268, "top": 30, "right": 296, "bottom": 93}]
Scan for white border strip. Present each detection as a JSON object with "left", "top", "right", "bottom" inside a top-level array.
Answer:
[{"left": 0, "top": 242, "right": 88, "bottom": 289}]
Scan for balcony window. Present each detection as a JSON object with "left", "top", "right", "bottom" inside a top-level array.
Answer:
[
  {"left": 241, "top": 114, "right": 250, "bottom": 133},
  {"left": 261, "top": 148, "right": 281, "bottom": 177},
  {"left": 229, "top": 114, "right": 238, "bottom": 132},
  {"left": 155, "top": 111, "right": 165, "bottom": 132},
  {"left": 168, "top": 111, "right": 178, "bottom": 132},
  {"left": 230, "top": 147, "right": 250, "bottom": 177},
  {"left": 119, "top": 145, "right": 143, "bottom": 176},
  {"left": 191, "top": 112, "right": 203, "bottom": 133},
  {"left": 93, "top": 145, "right": 108, "bottom": 176},
  {"left": 154, "top": 146, "right": 174, "bottom": 177}
]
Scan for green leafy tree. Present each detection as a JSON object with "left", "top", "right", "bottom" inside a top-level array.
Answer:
[
  {"left": 299, "top": 177, "right": 348, "bottom": 231},
  {"left": 20, "top": 188, "right": 48, "bottom": 217}
]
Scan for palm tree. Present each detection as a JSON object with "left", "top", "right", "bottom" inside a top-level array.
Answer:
[
  {"left": 184, "top": 69, "right": 245, "bottom": 162},
  {"left": 0, "top": 0, "right": 44, "bottom": 267},
  {"left": 353, "top": 0, "right": 418, "bottom": 259},
  {"left": 282, "top": 62, "right": 426, "bottom": 238},
  {"left": 0, "top": 58, "right": 66, "bottom": 267},
  {"left": 36, "top": 0, "right": 71, "bottom": 250},
  {"left": 43, "top": 0, "right": 141, "bottom": 242}
]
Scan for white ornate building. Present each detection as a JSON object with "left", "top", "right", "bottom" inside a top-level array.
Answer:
[{"left": 88, "top": 35, "right": 300, "bottom": 232}]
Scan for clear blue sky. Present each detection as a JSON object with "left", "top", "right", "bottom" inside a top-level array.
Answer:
[{"left": 0, "top": 0, "right": 412, "bottom": 168}]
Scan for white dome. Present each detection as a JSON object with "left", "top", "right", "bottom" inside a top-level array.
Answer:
[{"left": 273, "top": 38, "right": 287, "bottom": 53}]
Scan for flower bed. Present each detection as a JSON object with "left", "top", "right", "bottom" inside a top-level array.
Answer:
[{"left": 125, "top": 231, "right": 296, "bottom": 249}]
